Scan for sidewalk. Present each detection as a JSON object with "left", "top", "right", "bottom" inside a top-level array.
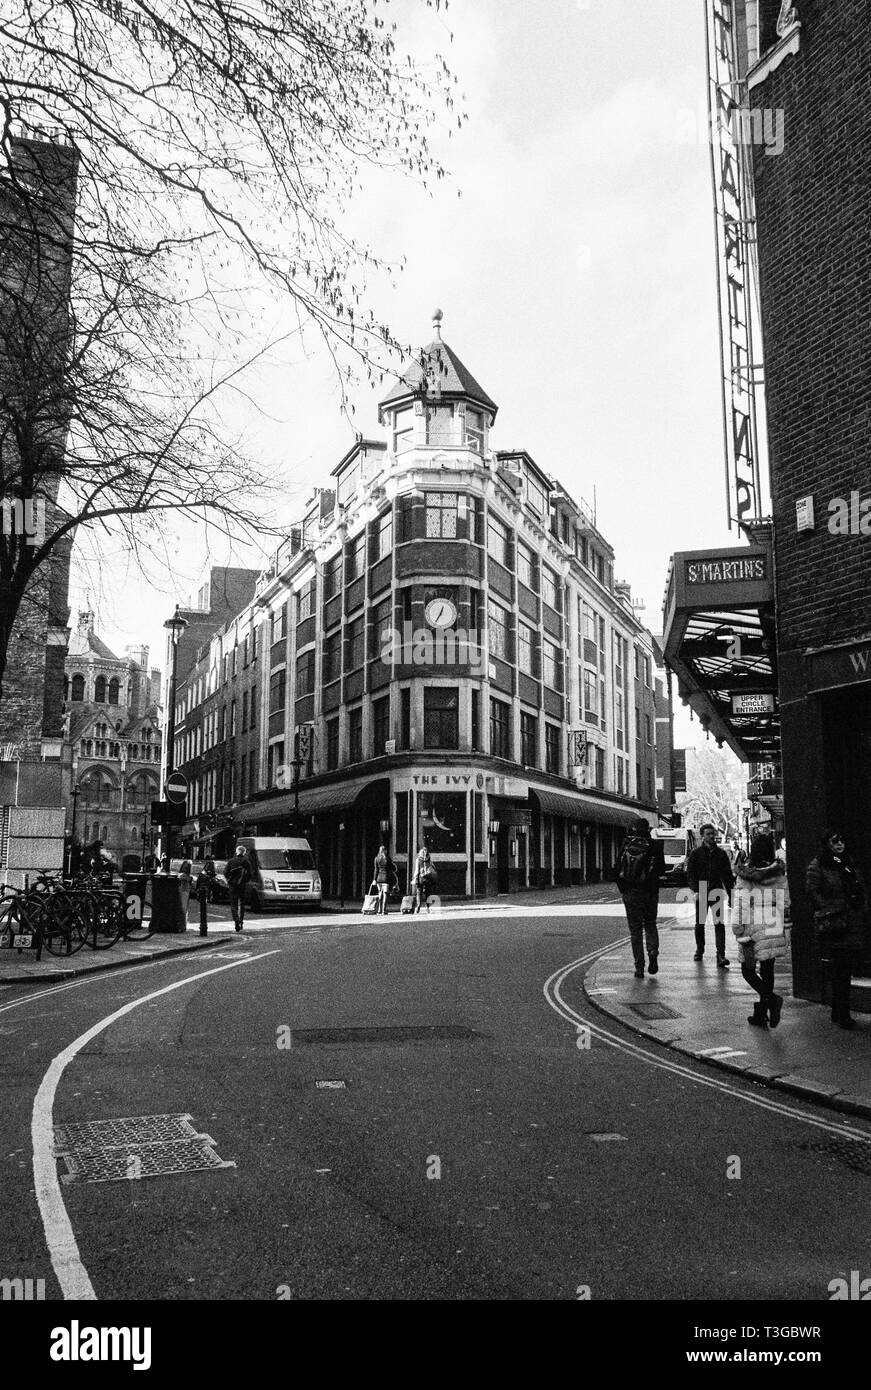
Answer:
[{"left": 583, "top": 917, "right": 871, "bottom": 1122}]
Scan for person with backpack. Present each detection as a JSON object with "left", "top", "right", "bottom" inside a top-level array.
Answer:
[
  {"left": 224, "top": 845, "right": 252, "bottom": 932},
  {"left": 685, "top": 823, "right": 735, "bottom": 967},
  {"left": 614, "top": 818, "right": 666, "bottom": 978}
]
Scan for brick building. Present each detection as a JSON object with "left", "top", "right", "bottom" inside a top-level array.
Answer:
[
  {"left": 171, "top": 316, "right": 671, "bottom": 900},
  {"left": 63, "top": 612, "right": 162, "bottom": 866},
  {"left": 739, "top": 0, "right": 871, "bottom": 997}
]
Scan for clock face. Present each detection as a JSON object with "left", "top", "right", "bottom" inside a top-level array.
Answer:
[{"left": 425, "top": 597, "right": 457, "bottom": 629}]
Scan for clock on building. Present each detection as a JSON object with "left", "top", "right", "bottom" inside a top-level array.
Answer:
[{"left": 425, "top": 597, "right": 457, "bottom": 629}]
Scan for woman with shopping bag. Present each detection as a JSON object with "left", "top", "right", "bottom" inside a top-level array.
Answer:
[{"left": 372, "top": 845, "right": 397, "bottom": 916}]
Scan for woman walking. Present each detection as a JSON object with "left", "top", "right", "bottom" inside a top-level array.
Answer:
[
  {"left": 806, "top": 828, "right": 869, "bottom": 1030},
  {"left": 196, "top": 857, "right": 217, "bottom": 936},
  {"left": 372, "top": 844, "right": 397, "bottom": 915},
  {"left": 731, "top": 832, "right": 788, "bottom": 1028},
  {"left": 412, "top": 846, "right": 436, "bottom": 914}
]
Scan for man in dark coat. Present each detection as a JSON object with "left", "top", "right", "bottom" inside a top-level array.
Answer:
[
  {"left": 686, "top": 823, "right": 735, "bottom": 967},
  {"left": 615, "top": 818, "right": 666, "bottom": 978},
  {"left": 224, "top": 846, "right": 252, "bottom": 932}
]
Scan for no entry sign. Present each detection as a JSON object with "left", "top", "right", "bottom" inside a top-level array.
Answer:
[{"left": 165, "top": 771, "right": 188, "bottom": 804}]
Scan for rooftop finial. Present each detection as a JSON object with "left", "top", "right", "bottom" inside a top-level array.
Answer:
[{"left": 432, "top": 307, "right": 443, "bottom": 340}]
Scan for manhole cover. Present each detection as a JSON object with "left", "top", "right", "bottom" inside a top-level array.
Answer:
[
  {"left": 625, "top": 1002, "right": 683, "bottom": 1021},
  {"left": 54, "top": 1113, "right": 235, "bottom": 1185},
  {"left": 289, "top": 1025, "right": 484, "bottom": 1045},
  {"left": 799, "top": 1137, "right": 871, "bottom": 1177}
]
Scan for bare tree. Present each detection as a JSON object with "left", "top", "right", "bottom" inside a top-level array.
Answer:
[
  {"left": 679, "top": 745, "right": 745, "bottom": 841},
  {"left": 0, "top": 0, "right": 461, "bottom": 696}
]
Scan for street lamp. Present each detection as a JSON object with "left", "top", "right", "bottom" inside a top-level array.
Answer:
[{"left": 163, "top": 604, "right": 188, "bottom": 862}]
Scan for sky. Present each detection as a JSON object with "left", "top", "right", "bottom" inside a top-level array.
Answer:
[{"left": 68, "top": 0, "right": 737, "bottom": 752}]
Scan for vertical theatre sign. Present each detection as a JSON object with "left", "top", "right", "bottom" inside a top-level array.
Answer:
[{"left": 705, "top": 0, "right": 764, "bottom": 528}]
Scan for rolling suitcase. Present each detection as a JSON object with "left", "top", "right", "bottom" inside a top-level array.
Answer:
[
  {"left": 400, "top": 895, "right": 415, "bottom": 914},
  {"left": 362, "top": 882, "right": 379, "bottom": 915}
]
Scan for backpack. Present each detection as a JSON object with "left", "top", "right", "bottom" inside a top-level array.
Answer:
[{"left": 617, "top": 836, "right": 656, "bottom": 889}]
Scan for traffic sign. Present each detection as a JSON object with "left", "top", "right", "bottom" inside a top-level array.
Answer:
[{"left": 165, "top": 771, "right": 188, "bottom": 804}]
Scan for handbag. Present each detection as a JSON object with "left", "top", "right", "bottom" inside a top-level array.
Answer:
[{"left": 814, "top": 909, "right": 849, "bottom": 943}]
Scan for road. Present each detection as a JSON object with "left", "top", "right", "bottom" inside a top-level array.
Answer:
[{"left": 2, "top": 906, "right": 870, "bottom": 1301}]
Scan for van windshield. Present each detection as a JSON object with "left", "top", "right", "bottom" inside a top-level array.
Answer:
[
  {"left": 661, "top": 839, "right": 687, "bottom": 856},
  {"left": 257, "top": 849, "right": 315, "bottom": 871}
]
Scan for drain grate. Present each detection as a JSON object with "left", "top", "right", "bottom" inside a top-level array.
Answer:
[
  {"left": 54, "top": 1113, "right": 235, "bottom": 1185},
  {"left": 799, "top": 1137, "right": 871, "bottom": 1177},
  {"left": 289, "top": 1025, "right": 484, "bottom": 1045},
  {"left": 625, "top": 1002, "right": 683, "bottom": 1021}
]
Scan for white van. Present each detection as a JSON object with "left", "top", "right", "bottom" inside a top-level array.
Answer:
[
  {"left": 650, "top": 827, "right": 696, "bottom": 885},
  {"left": 234, "top": 836, "right": 322, "bottom": 911}
]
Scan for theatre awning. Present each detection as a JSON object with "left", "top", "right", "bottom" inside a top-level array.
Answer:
[
  {"left": 661, "top": 537, "right": 780, "bottom": 763},
  {"left": 529, "top": 787, "right": 638, "bottom": 827},
  {"left": 237, "top": 779, "right": 372, "bottom": 823}
]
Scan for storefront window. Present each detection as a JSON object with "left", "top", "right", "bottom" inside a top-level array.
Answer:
[{"left": 418, "top": 792, "right": 466, "bottom": 854}]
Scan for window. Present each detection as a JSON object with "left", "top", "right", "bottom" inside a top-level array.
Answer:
[
  {"left": 374, "top": 508, "right": 393, "bottom": 561},
  {"left": 108, "top": 677, "right": 119, "bottom": 704},
  {"left": 400, "top": 687, "right": 411, "bottom": 749},
  {"left": 348, "top": 706, "right": 363, "bottom": 763},
  {"left": 524, "top": 470, "right": 548, "bottom": 517},
  {"left": 94, "top": 675, "right": 106, "bottom": 702},
  {"left": 298, "top": 578, "right": 315, "bottom": 621},
  {"left": 541, "top": 565, "right": 559, "bottom": 611},
  {"left": 595, "top": 746, "right": 605, "bottom": 789},
  {"left": 584, "top": 669, "right": 598, "bottom": 721},
  {"left": 517, "top": 542, "right": 538, "bottom": 592},
  {"left": 337, "top": 456, "right": 361, "bottom": 508},
  {"left": 346, "top": 530, "right": 366, "bottom": 582},
  {"left": 323, "top": 631, "right": 341, "bottom": 685},
  {"left": 418, "top": 792, "right": 466, "bottom": 853},
  {"left": 268, "top": 741, "right": 285, "bottom": 787},
  {"left": 240, "top": 753, "right": 247, "bottom": 801},
  {"left": 518, "top": 621, "right": 537, "bottom": 676},
  {"left": 296, "top": 649, "right": 315, "bottom": 696},
  {"left": 249, "top": 686, "right": 257, "bottom": 731},
  {"left": 545, "top": 724, "right": 561, "bottom": 775},
  {"left": 543, "top": 640, "right": 561, "bottom": 690},
  {"left": 425, "top": 492, "right": 460, "bottom": 539},
  {"left": 269, "top": 668, "right": 286, "bottom": 715},
  {"left": 581, "top": 601, "right": 597, "bottom": 644},
  {"left": 487, "top": 513, "right": 512, "bottom": 568},
  {"left": 471, "top": 688, "right": 481, "bottom": 751},
  {"left": 345, "top": 616, "right": 365, "bottom": 672},
  {"left": 241, "top": 689, "right": 249, "bottom": 732},
  {"left": 487, "top": 598, "right": 511, "bottom": 662},
  {"left": 615, "top": 688, "right": 625, "bottom": 751},
  {"left": 373, "top": 696, "right": 390, "bottom": 754},
  {"left": 645, "top": 712, "right": 652, "bottom": 744},
  {"left": 271, "top": 605, "right": 287, "bottom": 646},
  {"left": 392, "top": 405, "right": 414, "bottom": 454},
  {"left": 323, "top": 552, "right": 343, "bottom": 601},
  {"left": 465, "top": 407, "right": 485, "bottom": 453},
  {"left": 616, "top": 757, "right": 626, "bottom": 795},
  {"left": 371, "top": 598, "right": 393, "bottom": 660},
  {"left": 251, "top": 625, "right": 257, "bottom": 662},
  {"left": 71, "top": 674, "right": 85, "bottom": 701},
  {"left": 230, "top": 699, "right": 237, "bottom": 736},
  {"left": 242, "top": 636, "right": 249, "bottom": 667},
  {"left": 423, "top": 688, "right": 459, "bottom": 749},
  {"left": 520, "top": 711, "right": 537, "bottom": 767},
  {"left": 219, "top": 705, "right": 226, "bottom": 741},
  {"left": 326, "top": 717, "right": 339, "bottom": 771},
  {"left": 490, "top": 698, "right": 511, "bottom": 759}
]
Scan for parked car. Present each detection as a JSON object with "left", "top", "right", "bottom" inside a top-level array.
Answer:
[
  {"left": 650, "top": 827, "right": 696, "bottom": 885},
  {"left": 233, "top": 836, "right": 322, "bottom": 911}
]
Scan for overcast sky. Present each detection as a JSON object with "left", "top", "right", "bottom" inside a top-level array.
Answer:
[{"left": 69, "top": 0, "right": 737, "bottom": 752}]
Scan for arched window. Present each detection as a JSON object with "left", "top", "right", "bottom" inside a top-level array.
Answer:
[
  {"left": 127, "top": 772, "right": 157, "bottom": 808},
  {"left": 111, "top": 742, "right": 120, "bottom": 758},
  {"left": 63, "top": 675, "right": 69, "bottom": 701},
  {"left": 95, "top": 676, "right": 106, "bottom": 703},
  {"left": 101, "top": 824, "right": 109, "bottom": 843},
  {"left": 71, "top": 674, "right": 85, "bottom": 702},
  {"left": 79, "top": 769, "right": 117, "bottom": 810},
  {"left": 83, "top": 822, "right": 90, "bottom": 842},
  {"left": 130, "top": 744, "right": 139, "bottom": 760},
  {"left": 108, "top": 677, "right": 119, "bottom": 704}
]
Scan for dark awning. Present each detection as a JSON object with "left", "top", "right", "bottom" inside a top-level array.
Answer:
[
  {"left": 529, "top": 787, "right": 638, "bottom": 827},
  {"left": 236, "top": 779, "right": 370, "bottom": 824}
]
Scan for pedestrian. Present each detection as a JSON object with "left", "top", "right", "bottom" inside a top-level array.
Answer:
[
  {"left": 196, "top": 857, "right": 217, "bottom": 936},
  {"left": 806, "top": 827, "right": 869, "bottom": 1030},
  {"left": 373, "top": 844, "right": 397, "bottom": 916},
  {"left": 412, "top": 846, "right": 436, "bottom": 913},
  {"left": 224, "top": 845, "right": 252, "bottom": 932},
  {"left": 731, "top": 832, "right": 788, "bottom": 1028},
  {"left": 159, "top": 855, "right": 170, "bottom": 874},
  {"left": 614, "top": 817, "right": 665, "bottom": 978},
  {"left": 685, "top": 823, "right": 734, "bottom": 967}
]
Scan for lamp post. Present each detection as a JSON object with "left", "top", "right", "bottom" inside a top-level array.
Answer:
[
  {"left": 163, "top": 604, "right": 188, "bottom": 862},
  {"left": 67, "top": 753, "right": 79, "bottom": 878}
]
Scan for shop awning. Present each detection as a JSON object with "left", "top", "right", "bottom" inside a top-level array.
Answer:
[
  {"left": 661, "top": 537, "right": 780, "bottom": 763},
  {"left": 529, "top": 787, "right": 638, "bottom": 827},
  {"left": 236, "top": 779, "right": 369, "bottom": 824}
]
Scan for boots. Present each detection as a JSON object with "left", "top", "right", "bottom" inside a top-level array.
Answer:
[
  {"left": 747, "top": 1001, "right": 767, "bottom": 1028},
  {"left": 766, "top": 993, "right": 783, "bottom": 1028}
]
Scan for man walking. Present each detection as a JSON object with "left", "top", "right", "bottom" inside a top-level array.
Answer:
[
  {"left": 224, "top": 845, "right": 252, "bottom": 932},
  {"left": 685, "top": 823, "right": 735, "bottom": 967},
  {"left": 615, "top": 818, "right": 666, "bottom": 978}
]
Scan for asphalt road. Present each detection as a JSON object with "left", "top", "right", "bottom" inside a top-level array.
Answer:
[{"left": 2, "top": 908, "right": 870, "bottom": 1301}]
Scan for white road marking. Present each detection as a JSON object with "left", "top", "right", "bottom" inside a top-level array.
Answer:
[
  {"left": 31, "top": 951, "right": 280, "bottom": 1301},
  {"left": 543, "top": 941, "right": 871, "bottom": 1144}
]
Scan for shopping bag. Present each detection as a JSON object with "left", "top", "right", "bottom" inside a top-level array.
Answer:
[
  {"left": 362, "top": 882, "right": 379, "bottom": 915},
  {"left": 400, "top": 895, "right": 415, "bottom": 915}
]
